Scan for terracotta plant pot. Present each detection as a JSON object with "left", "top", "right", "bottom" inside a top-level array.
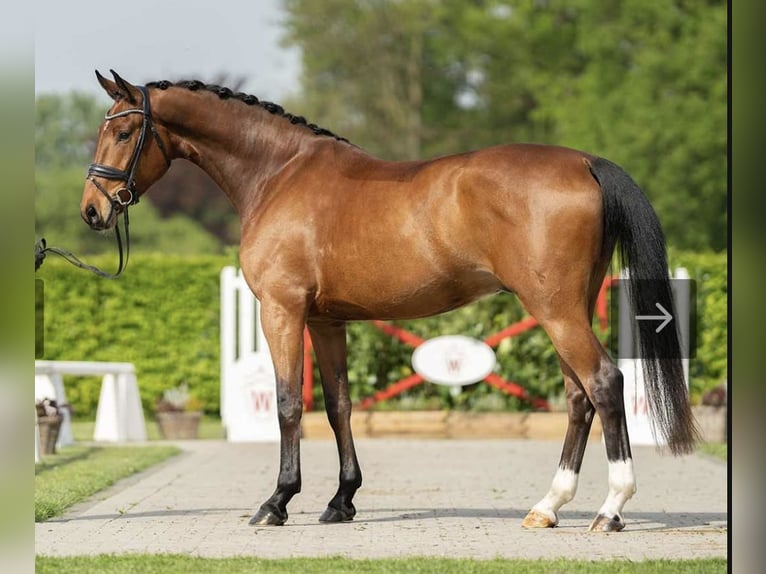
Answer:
[{"left": 156, "top": 411, "right": 202, "bottom": 439}]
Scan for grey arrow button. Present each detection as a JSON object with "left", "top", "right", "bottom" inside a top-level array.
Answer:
[{"left": 636, "top": 302, "right": 673, "bottom": 333}]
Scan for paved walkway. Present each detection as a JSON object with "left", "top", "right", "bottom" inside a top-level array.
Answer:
[{"left": 35, "top": 439, "right": 727, "bottom": 560}]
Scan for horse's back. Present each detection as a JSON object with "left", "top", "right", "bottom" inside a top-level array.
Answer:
[{"left": 455, "top": 143, "right": 599, "bottom": 196}]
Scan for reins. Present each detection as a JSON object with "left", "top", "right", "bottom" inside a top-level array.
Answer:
[
  {"left": 35, "top": 85, "right": 169, "bottom": 278},
  {"left": 35, "top": 209, "right": 131, "bottom": 278}
]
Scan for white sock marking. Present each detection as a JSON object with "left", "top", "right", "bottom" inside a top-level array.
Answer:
[
  {"left": 597, "top": 458, "right": 636, "bottom": 521},
  {"left": 531, "top": 467, "right": 579, "bottom": 524}
]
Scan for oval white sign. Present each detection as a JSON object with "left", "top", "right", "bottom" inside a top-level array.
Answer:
[{"left": 412, "top": 335, "right": 496, "bottom": 387}]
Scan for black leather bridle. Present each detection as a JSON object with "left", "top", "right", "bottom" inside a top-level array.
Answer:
[
  {"left": 36, "top": 85, "right": 170, "bottom": 278},
  {"left": 87, "top": 85, "right": 170, "bottom": 215}
]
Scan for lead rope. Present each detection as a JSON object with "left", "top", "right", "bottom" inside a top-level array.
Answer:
[{"left": 35, "top": 206, "right": 131, "bottom": 278}]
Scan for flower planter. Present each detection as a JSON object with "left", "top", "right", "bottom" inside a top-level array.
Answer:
[
  {"left": 692, "top": 405, "right": 727, "bottom": 443},
  {"left": 38, "top": 414, "right": 64, "bottom": 455},
  {"left": 156, "top": 411, "right": 202, "bottom": 439},
  {"left": 300, "top": 411, "right": 602, "bottom": 440}
]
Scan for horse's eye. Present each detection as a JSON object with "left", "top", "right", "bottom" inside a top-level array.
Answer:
[{"left": 117, "top": 131, "right": 131, "bottom": 142}]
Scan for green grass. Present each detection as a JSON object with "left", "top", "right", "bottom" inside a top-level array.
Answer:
[
  {"left": 71, "top": 415, "right": 224, "bottom": 442},
  {"left": 35, "top": 444, "right": 180, "bottom": 521},
  {"left": 34, "top": 556, "right": 727, "bottom": 574},
  {"left": 699, "top": 442, "right": 728, "bottom": 460}
]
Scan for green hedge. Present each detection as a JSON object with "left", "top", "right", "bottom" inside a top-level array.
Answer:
[
  {"left": 37, "top": 251, "right": 726, "bottom": 418},
  {"left": 667, "top": 250, "right": 728, "bottom": 403},
  {"left": 38, "top": 254, "right": 235, "bottom": 418}
]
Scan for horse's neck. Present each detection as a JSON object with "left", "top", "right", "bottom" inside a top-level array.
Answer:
[{"left": 156, "top": 89, "right": 309, "bottom": 215}]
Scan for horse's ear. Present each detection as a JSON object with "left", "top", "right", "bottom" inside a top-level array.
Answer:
[
  {"left": 110, "top": 70, "right": 139, "bottom": 105},
  {"left": 95, "top": 69, "right": 139, "bottom": 104},
  {"left": 96, "top": 69, "right": 124, "bottom": 102}
]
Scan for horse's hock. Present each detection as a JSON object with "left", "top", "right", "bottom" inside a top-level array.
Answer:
[{"left": 301, "top": 410, "right": 603, "bottom": 440}]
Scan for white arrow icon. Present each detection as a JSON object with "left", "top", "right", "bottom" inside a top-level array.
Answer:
[{"left": 636, "top": 302, "right": 673, "bottom": 333}]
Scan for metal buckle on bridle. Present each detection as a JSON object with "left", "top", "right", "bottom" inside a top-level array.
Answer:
[{"left": 114, "top": 187, "right": 134, "bottom": 207}]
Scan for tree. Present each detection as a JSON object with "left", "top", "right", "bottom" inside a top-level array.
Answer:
[
  {"left": 533, "top": 0, "right": 728, "bottom": 251},
  {"left": 35, "top": 92, "right": 105, "bottom": 170},
  {"left": 282, "top": 0, "right": 432, "bottom": 159},
  {"left": 281, "top": 0, "right": 586, "bottom": 156}
]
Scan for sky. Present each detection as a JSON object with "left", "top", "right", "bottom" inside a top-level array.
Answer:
[{"left": 35, "top": 0, "right": 301, "bottom": 103}]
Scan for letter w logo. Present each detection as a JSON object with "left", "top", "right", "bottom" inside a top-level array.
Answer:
[
  {"left": 446, "top": 357, "right": 462, "bottom": 375},
  {"left": 250, "top": 389, "right": 273, "bottom": 415}
]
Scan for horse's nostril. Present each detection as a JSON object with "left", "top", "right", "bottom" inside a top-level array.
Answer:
[{"left": 86, "top": 205, "right": 98, "bottom": 222}]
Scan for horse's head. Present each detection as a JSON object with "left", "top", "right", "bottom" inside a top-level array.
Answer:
[{"left": 81, "top": 70, "right": 171, "bottom": 230}]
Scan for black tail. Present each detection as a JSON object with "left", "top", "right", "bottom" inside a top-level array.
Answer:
[{"left": 589, "top": 156, "right": 699, "bottom": 455}]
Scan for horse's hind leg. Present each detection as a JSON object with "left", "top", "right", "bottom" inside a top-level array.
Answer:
[
  {"left": 523, "top": 313, "right": 635, "bottom": 532},
  {"left": 522, "top": 279, "right": 600, "bottom": 529},
  {"left": 586, "top": 353, "right": 635, "bottom": 532},
  {"left": 308, "top": 319, "right": 362, "bottom": 523},
  {"left": 521, "top": 361, "right": 595, "bottom": 528}
]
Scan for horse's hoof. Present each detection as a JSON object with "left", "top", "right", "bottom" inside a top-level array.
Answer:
[
  {"left": 588, "top": 513, "right": 625, "bottom": 532},
  {"left": 319, "top": 504, "right": 355, "bottom": 523},
  {"left": 521, "top": 509, "right": 557, "bottom": 529},
  {"left": 249, "top": 507, "right": 287, "bottom": 526}
]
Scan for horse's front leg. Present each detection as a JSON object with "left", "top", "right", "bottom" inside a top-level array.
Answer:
[
  {"left": 307, "top": 319, "right": 362, "bottom": 523},
  {"left": 249, "top": 295, "right": 307, "bottom": 526}
]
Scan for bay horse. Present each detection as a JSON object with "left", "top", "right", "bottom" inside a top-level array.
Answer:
[{"left": 81, "top": 70, "right": 698, "bottom": 532}]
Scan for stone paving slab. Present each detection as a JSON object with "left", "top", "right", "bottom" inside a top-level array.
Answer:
[{"left": 35, "top": 439, "right": 727, "bottom": 560}]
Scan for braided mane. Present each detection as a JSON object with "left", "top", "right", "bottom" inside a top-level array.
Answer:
[{"left": 146, "top": 79, "right": 349, "bottom": 143}]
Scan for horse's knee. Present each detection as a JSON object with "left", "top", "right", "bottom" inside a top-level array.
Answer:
[{"left": 277, "top": 390, "right": 302, "bottom": 428}]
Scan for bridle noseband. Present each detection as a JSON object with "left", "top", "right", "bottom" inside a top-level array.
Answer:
[{"left": 36, "top": 85, "right": 171, "bottom": 278}]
